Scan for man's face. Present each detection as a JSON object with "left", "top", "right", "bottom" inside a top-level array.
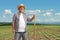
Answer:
[{"left": 19, "top": 7, "right": 25, "bottom": 12}]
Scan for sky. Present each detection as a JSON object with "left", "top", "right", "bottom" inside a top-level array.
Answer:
[{"left": 0, "top": 0, "right": 60, "bottom": 24}]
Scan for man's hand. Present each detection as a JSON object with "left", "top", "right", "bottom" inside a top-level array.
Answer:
[
  {"left": 33, "top": 15, "right": 35, "bottom": 19},
  {"left": 12, "top": 22, "right": 15, "bottom": 33},
  {"left": 12, "top": 29, "right": 15, "bottom": 33},
  {"left": 29, "top": 15, "right": 35, "bottom": 21}
]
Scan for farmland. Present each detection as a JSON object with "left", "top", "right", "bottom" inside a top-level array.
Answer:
[{"left": 0, "top": 24, "right": 60, "bottom": 40}]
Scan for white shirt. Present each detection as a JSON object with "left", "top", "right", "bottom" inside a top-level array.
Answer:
[{"left": 18, "top": 13, "right": 26, "bottom": 32}]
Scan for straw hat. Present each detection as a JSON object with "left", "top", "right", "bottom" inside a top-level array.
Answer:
[{"left": 17, "top": 4, "right": 25, "bottom": 10}]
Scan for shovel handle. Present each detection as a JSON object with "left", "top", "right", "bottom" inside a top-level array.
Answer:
[{"left": 34, "top": 16, "right": 36, "bottom": 40}]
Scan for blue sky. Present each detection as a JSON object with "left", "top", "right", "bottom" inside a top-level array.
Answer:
[{"left": 0, "top": 0, "right": 60, "bottom": 24}]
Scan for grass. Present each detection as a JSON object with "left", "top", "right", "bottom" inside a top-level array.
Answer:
[{"left": 0, "top": 24, "right": 60, "bottom": 40}]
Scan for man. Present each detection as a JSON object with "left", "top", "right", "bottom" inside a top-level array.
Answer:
[{"left": 12, "top": 4, "right": 35, "bottom": 40}]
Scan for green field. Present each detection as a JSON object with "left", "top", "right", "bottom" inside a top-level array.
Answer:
[{"left": 0, "top": 25, "right": 60, "bottom": 40}]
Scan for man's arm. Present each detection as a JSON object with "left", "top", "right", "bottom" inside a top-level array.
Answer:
[
  {"left": 27, "top": 15, "right": 35, "bottom": 22},
  {"left": 12, "top": 14, "right": 16, "bottom": 33},
  {"left": 12, "top": 22, "right": 15, "bottom": 33}
]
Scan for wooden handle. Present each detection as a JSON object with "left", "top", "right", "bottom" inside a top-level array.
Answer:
[{"left": 34, "top": 16, "right": 36, "bottom": 40}]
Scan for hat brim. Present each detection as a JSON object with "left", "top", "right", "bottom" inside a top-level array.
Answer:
[{"left": 17, "top": 6, "right": 25, "bottom": 10}]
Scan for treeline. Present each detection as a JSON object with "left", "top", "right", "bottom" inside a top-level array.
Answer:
[
  {"left": 0, "top": 22, "right": 60, "bottom": 26},
  {"left": 0, "top": 22, "right": 40, "bottom": 26}
]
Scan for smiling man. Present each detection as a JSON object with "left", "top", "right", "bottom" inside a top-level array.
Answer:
[{"left": 12, "top": 4, "right": 35, "bottom": 40}]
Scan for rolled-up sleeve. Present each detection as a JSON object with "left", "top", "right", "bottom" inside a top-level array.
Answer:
[
  {"left": 12, "top": 14, "right": 16, "bottom": 22},
  {"left": 27, "top": 17, "right": 31, "bottom": 22}
]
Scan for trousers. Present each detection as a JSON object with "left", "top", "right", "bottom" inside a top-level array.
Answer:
[{"left": 14, "top": 32, "right": 28, "bottom": 40}]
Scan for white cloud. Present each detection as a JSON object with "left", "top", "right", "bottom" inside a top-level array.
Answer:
[
  {"left": 55, "top": 13, "right": 60, "bottom": 16},
  {"left": 36, "top": 19, "right": 40, "bottom": 22},
  {"left": 25, "top": 9, "right": 41, "bottom": 16},
  {"left": 50, "top": 18, "right": 58, "bottom": 22},
  {"left": 47, "top": 9, "right": 54, "bottom": 12},
  {"left": 42, "top": 9, "right": 54, "bottom": 12},
  {"left": 0, "top": 9, "right": 14, "bottom": 22},
  {"left": 42, "top": 9, "right": 54, "bottom": 16},
  {"left": 43, "top": 18, "right": 60, "bottom": 22},
  {"left": 1, "top": 9, "right": 60, "bottom": 23},
  {"left": 51, "top": 19, "right": 60, "bottom": 22},
  {"left": 2, "top": 15, "right": 6, "bottom": 18},
  {"left": 4, "top": 9, "right": 12, "bottom": 14},
  {"left": 43, "top": 12, "right": 51, "bottom": 16},
  {"left": 35, "top": 9, "right": 41, "bottom": 13}
]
